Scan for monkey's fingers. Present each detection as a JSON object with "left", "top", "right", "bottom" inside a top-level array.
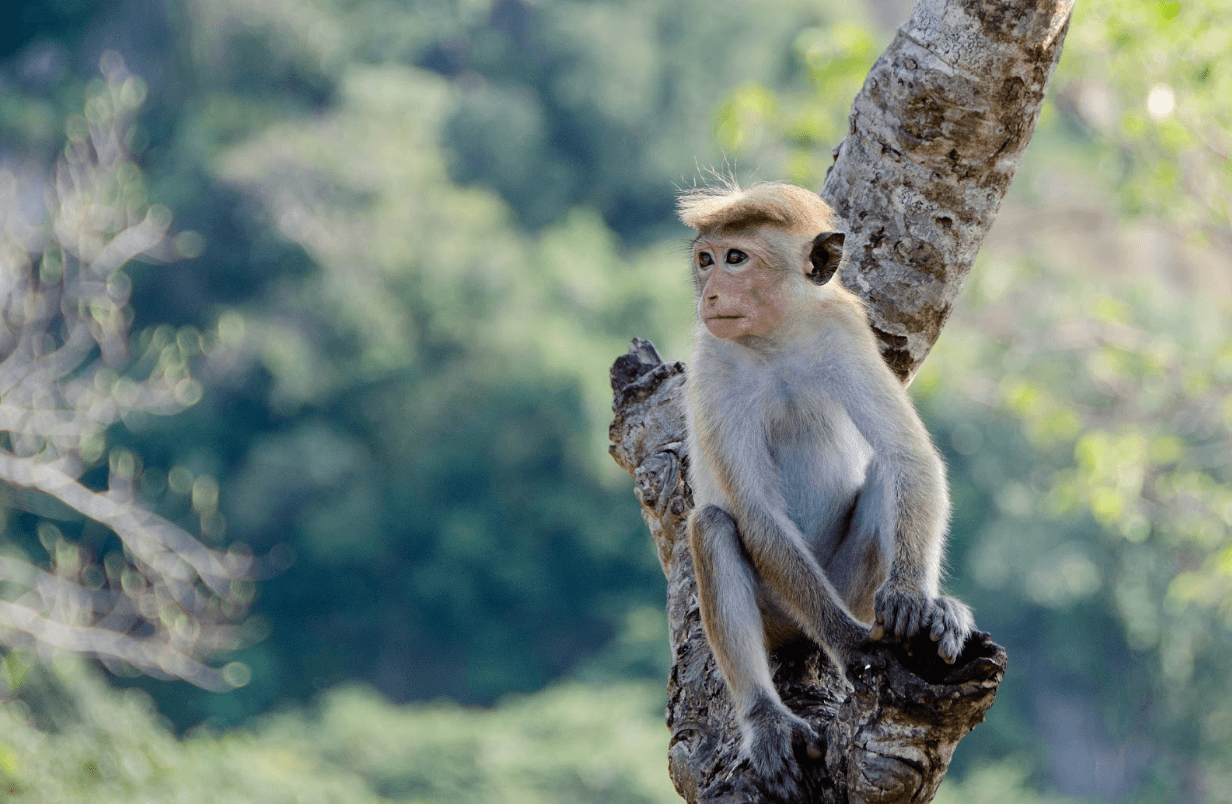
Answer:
[
  {"left": 929, "top": 596, "right": 975, "bottom": 663},
  {"left": 875, "top": 588, "right": 929, "bottom": 640},
  {"left": 902, "top": 603, "right": 927, "bottom": 637}
]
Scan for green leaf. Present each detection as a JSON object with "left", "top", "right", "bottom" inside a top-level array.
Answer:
[{"left": 1156, "top": 1, "right": 1181, "bottom": 22}]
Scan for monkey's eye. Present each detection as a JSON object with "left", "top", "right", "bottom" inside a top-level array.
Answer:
[
  {"left": 697, "top": 251, "right": 714, "bottom": 269},
  {"left": 725, "top": 249, "right": 748, "bottom": 266}
]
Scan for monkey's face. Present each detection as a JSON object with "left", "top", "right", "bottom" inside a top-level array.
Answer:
[{"left": 693, "top": 235, "right": 794, "bottom": 341}]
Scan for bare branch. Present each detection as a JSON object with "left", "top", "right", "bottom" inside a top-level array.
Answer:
[
  {"left": 0, "top": 53, "right": 258, "bottom": 690},
  {"left": 0, "top": 600, "right": 230, "bottom": 690},
  {"left": 0, "top": 451, "right": 247, "bottom": 593}
]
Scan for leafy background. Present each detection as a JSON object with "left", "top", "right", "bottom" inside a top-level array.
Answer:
[{"left": 0, "top": 0, "right": 1229, "bottom": 801}]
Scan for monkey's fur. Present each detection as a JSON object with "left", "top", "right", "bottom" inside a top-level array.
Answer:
[{"left": 680, "top": 181, "right": 974, "bottom": 796}]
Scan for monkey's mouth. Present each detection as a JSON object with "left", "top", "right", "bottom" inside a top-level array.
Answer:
[{"left": 706, "top": 315, "right": 744, "bottom": 320}]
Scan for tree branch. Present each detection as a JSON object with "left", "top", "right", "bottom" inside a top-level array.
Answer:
[
  {"left": 0, "top": 55, "right": 262, "bottom": 691},
  {"left": 827, "top": 0, "right": 1074, "bottom": 382},
  {"left": 609, "top": 0, "right": 1073, "bottom": 800}
]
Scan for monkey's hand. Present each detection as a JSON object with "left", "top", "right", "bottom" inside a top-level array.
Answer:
[
  {"left": 741, "top": 696, "right": 822, "bottom": 800},
  {"left": 871, "top": 584, "right": 975, "bottom": 664},
  {"left": 870, "top": 581, "right": 930, "bottom": 644}
]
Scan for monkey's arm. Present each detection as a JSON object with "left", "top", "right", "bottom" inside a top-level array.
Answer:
[
  {"left": 822, "top": 336, "right": 945, "bottom": 581},
  {"left": 817, "top": 332, "right": 972, "bottom": 658}
]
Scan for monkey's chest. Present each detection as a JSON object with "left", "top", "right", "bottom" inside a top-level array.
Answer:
[{"left": 763, "top": 386, "right": 870, "bottom": 543}]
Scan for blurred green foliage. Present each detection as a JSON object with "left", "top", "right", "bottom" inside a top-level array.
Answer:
[
  {"left": 0, "top": 659, "right": 676, "bottom": 803},
  {"left": 0, "top": 0, "right": 1230, "bottom": 802},
  {"left": 1059, "top": 0, "right": 1232, "bottom": 227}
]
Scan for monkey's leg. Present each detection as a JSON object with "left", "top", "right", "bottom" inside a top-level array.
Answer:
[
  {"left": 690, "top": 506, "right": 777, "bottom": 710},
  {"left": 689, "top": 505, "right": 820, "bottom": 797},
  {"left": 738, "top": 507, "right": 870, "bottom": 662}
]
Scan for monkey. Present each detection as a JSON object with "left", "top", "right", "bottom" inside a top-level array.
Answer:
[{"left": 679, "top": 180, "right": 974, "bottom": 795}]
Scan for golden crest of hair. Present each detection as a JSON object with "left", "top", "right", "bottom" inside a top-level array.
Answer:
[{"left": 677, "top": 180, "right": 837, "bottom": 237}]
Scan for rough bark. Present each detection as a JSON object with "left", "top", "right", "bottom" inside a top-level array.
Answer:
[
  {"left": 608, "top": 1, "right": 1073, "bottom": 802},
  {"left": 827, "top": 0, "right": 1074, "bottom": 383}
]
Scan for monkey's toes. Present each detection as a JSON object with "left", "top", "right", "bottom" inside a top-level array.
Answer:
[
  {"left": 745, "top": 737, "right": 802, "bottom": 800},
  {"left": 742, "top": 703, "right": 819, "bottom": 800}
]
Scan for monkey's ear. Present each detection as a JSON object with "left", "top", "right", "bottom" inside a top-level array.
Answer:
[{"left": 807, "top": 232, "right": 845, "bottom": 285}]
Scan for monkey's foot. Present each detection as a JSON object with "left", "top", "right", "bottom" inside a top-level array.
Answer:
[{"left": 741, "top": 696, "right": 821, "bottom": 801}]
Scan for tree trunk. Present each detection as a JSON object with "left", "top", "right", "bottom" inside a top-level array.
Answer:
[{"left": 607, "top": 1, "right": 1073, "bottom": 801}]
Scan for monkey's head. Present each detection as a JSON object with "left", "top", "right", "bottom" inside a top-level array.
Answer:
[{"left": 678, "top": 181, "right": 847, "bottom": 342}]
